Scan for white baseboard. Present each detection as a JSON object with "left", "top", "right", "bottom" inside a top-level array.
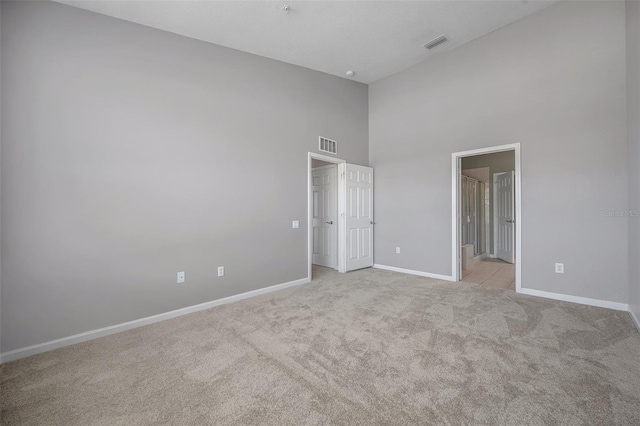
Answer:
[
  {"left": 629, "top": 307, "right": 640, "bottom": 332},
  {"left": 373, "top": 264, "right": 455, "bottom": 282},
  {"left": 1, "top": 277, "right": 310, "bottom": 363},
  {"left": 518, "top": 288, "right": 629, "bottom": 312}
]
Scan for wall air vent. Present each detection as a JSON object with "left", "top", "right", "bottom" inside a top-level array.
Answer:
[
  {"left": 422, "top": 34, "right": 448, "bottom": 50},
  {"left": 319, "top": 136, "right": 337, "bottom": 155}
]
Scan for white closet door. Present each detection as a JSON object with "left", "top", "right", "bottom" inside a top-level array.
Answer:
[
  {"left": 344, "top": 164, "right": 374, "bottom": 271},
  {"left": 312, "top": 166, "right": 337, "bottom": 268},
  {"left": 496, "top": 172, "right": 515, "bottom": 264}
]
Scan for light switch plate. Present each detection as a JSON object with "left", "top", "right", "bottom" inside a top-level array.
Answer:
[{"left": 292, "top": 220, "right": 300, "bottom": 229}]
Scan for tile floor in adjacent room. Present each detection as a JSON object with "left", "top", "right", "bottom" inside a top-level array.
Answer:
[{"left": 462, "top": 257, "right": 515, "bottom": 290}]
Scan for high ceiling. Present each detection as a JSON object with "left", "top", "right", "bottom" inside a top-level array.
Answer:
[{"left": 56, "top": 0, "right": 557, "bottom": 84}]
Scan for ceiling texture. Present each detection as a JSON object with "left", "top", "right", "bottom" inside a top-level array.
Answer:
[{"left": 56, "top": 0, "right": 557, "bottom": 84}]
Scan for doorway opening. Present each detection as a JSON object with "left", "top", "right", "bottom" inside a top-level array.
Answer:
[
  {"left": 451, "top": 144, "right": 521, "bottom": 292},
  {"left": 311, "top": 160, "right": 339, "bottom": 270},
  {"left": 308, "top": 153, "right": 344, "bottom": 280},
  {"left": 307, "top": 153, "right": 375, "bottom": 280}
]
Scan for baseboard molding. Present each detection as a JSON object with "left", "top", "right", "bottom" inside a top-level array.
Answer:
[
  {"left": 373, "top": 264, "right": 455, "bottom": 282},
  {"left": 1, "top": 277, "right": 310, "bottom": 364},
  {"left": 518, "top": 288, "right": 629, "bottom": 312},
  {"left": 629, "top": 307, "right": 640, "bottom": 332}
]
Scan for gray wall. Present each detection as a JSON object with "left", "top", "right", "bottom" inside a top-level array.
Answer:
[
  {"left": 0, "top": 1, "right": 3, "bottom": 352},
  {"left": 462, "top": 151, "right": 515, "bottom": 255},
  {"left": 370, "top": 1, "right": 629, "bottom": 303},
  {"left": 628, "top": 0, "right": 640, "bottom": 321},
  {"left": 1, "top": 1, "right": 368, "bottom": 353}
]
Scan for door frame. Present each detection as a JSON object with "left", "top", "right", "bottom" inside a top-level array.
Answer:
[
  {"left": 308, "top": 152, "right": 346, "bottom": 279},
  {"left": 451, "top": 143, "right": 522, "bottom": 292}
]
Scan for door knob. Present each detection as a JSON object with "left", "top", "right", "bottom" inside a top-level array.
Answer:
[
  {"left": 326, "top": 221, "right": 333, "bottom": 225},
  {"left": 506, "top": 219, "right": 515, "bottom": 223},
  {"left": 370, "top": 221, "right": 376, "bottom": 225}
]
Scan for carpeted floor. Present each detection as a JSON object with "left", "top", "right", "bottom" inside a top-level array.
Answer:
[{"left": 2, "top": 266, "right": 640, "bottom": 425}]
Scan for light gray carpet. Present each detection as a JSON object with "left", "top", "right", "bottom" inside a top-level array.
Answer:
[{"left": 2, "top": 266, "right": 640, "bottom": 425}]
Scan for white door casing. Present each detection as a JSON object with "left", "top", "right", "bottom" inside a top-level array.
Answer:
[
  {"left": 344, "top": 164, "right": 374, "bottom": 271},
  {"left": 495, "top": 171, "right": 515, "bottom": 264},
  {"left": 312, "top": 166, "right": 337, "bottom": 269},
  {"left": 451, "top": 143, "right": 521, "bottom": 291}
]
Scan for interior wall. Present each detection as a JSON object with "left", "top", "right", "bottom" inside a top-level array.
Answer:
[
  {"left": 0, "top": 1, "right": 3, "bottom": 356},
  {"left": 627, "top": 0, "right": 640, "bottom": 323},
  {"left": 462, "top": 151, "right": 515, "bottom": 255},
  {"left": 311, "top": 159, "right": 335, "bottom": 168},
  {"left": 370, "top": 1, "right": 628, "bottom": 303},
  {"left": 0, "top": 1, "right": 368, "bottom": 353},
  {"left": 460, "top": 168, "right": 489, "bottom": 184}
]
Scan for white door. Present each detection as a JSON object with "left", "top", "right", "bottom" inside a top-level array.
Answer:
[
  {"left": 345, "top": 164, "right": 374, "bottom": 271},
  {"left": 495, "top": 172, "right": 515, "bottom": 264},
  {"left": 312, "top": 166, "right": 337, "bottom": 268}
]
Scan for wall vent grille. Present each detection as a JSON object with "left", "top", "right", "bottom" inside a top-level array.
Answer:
[
  {"left": 422, "top": 34, "right": 448, "bottom": 50},
  {"left": 319, "top": 136, "right": 337, "bottom": 155}
]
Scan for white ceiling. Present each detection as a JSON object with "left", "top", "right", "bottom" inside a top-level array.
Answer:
[{"left": 55, "top": 0, "right": 557, "bottom": 84}]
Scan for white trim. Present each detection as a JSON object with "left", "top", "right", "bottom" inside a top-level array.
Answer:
[
  {"left": 518, "top": 288, "right": 629, "bottom": 312},
  {"left": 629, "top": 308, "right": 640, "bottom": 332},
  {"left": 310, "top": 152, "right": 343, "bottom": 164},
  {"left": 1, "top": 277, "right": 310, "bottom": 363},
  {"left": 337, "top": 163, "right": 347, "bottom": 273},
  {"left": 452, "top": 143, "right": 522, "bottom": 292},
  {"left": 308, "top": 152, "right": 347, "bottom": 279},
  {"left": 452, "top": 155, "right": 461, "bottom": 280},
  {"left": 373, "top": 264, "right": 455, "bottom": 282}
]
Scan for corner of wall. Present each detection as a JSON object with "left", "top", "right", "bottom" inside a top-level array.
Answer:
[
  {"left": 0, "top": 0, "right": 4, "bottom": 356},
  {"left": 627, "top": 0, "right": 640, "bottom": 328}
]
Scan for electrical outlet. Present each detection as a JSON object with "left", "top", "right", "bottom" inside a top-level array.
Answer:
[
  {"left": 218, "top": 266, "right": 225, "bottom": 277},
  {"left": 555, "top": 263, "right": 564, "bottom": 274},
  {"left": 396, "top": 247, "right": 401, "bottom": 254},
  {"left": 292, "top": 220, "right": 299, "bottom": 229},
  {"left": 177, "top": 271, "right": 186, "bottom": 283}
]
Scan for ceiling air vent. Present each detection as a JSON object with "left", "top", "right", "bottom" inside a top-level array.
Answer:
[
  {"left": 422, "top": 34, "right": 448, "bottom": 50},
  {"left": 319, "top": 136, "right": 337, "bottom": 155}
]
